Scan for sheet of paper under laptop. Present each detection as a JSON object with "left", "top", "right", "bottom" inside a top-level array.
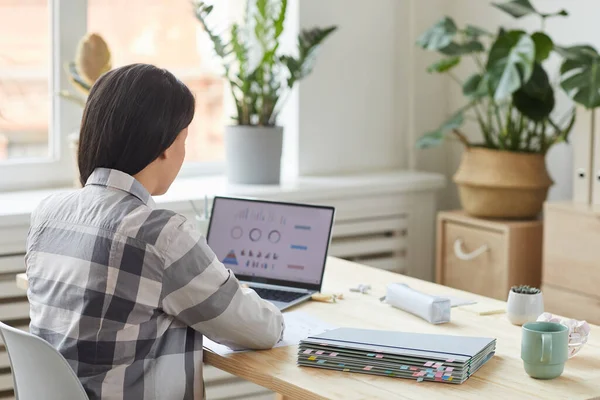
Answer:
[{"left": 297, "top": 328, "right": 495, "bottom": 384}]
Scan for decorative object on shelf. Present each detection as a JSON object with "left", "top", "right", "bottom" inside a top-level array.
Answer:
[
  {"left": 507, "top": 285, "right": 544, "bottom": 326},
  {"left": 537, "top": 312, "right": 590, "bottom": 358},
  {"left": 193, "top": 0, "right": 337, "bottom": 185},
  {"left": 416, "top": 0, "right": 600, "bottom": 218},
  {"left": 60, "top": 33, "right": 113, "bottom": 187}
]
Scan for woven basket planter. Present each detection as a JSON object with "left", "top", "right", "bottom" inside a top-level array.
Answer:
[{"left": 453, "top": 147, "right": 553, "bottom": 219}]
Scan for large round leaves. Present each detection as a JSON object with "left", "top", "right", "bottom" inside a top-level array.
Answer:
[
  {"left": 486, "top": 30, "right": 535, "bottom": 102},
  {"left": 559, "top": 45, "right": 600, "bottom": 109},
  {"left": 513, "top": 63, "right": 555, "bottom": 121}
]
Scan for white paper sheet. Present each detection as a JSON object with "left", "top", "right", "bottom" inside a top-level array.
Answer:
[{"left": 203, "top": 311, "right": 337, "bottom": 356}]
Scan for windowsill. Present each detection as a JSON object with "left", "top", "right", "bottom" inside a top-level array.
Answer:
[{"left": 0, "top": 169, "right": 446, "bottom": 227}]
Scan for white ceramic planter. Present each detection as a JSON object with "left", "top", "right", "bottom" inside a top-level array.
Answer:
[
  {"left": 224, "top": 125, "right": 283, "bottom": 185},
  {"left": 507, "top": 290, "right": 544, "bottom": 326}
]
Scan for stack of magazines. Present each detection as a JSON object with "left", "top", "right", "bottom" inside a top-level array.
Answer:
[{"left": 298, "top": 328, "right": 496, "bottom": 384}]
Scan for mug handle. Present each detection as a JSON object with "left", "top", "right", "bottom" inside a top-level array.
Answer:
[{"left": 541, "top": 333, "right": 552, "bottom": 363}]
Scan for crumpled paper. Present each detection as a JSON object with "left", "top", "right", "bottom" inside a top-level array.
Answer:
[{"left": 537, "top": 312, "right": 591, "bottom": 357}]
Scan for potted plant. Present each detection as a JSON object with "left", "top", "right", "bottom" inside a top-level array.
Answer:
[
  {"left": 416, "top": 0, "right": 600, "bottom": 218},
  {"left": 193, "top": 0, "right": 337, "bottom": 185},
  {"left": 507, "top": 285, "right": 544, "bottom": 326},
  {"left": 60, "top": 33, "right": 112, "bottom": 186}
]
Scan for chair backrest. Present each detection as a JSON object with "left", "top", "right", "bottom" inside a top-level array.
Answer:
[{"left": 0, "top": 321, "right": 89, "bottom": 400}]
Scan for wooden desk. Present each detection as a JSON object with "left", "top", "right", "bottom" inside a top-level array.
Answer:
[{"left": 16, "top": 259, "right": 600, "bottom": 399}]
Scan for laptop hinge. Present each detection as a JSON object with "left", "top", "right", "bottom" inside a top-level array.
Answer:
[{"left": 241, "top": 281, "right": 313, "bottom": 293}]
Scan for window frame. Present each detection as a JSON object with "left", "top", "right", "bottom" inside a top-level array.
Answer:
[
  {"left": 0, "top": 0, "right": 85, "bottom": 191},
  {"left": 0, "top": 0, "right": 226, "bottom": 192}
]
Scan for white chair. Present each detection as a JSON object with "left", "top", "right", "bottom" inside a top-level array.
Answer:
[{"left": 0, "top": 321, "right": 89, "bottom": 400}]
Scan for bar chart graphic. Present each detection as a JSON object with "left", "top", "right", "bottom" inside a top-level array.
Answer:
[{"left": 222, "top": 250, "right": 238, "bottom": 266}]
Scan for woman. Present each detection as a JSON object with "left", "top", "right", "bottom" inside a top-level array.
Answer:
[{"left": 25, "top": 64, "right": 284, "bottom": 400}]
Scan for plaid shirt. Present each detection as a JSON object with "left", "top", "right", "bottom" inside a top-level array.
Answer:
[{"left": 26, "top": 168, "right": 284, "bottom": 400}]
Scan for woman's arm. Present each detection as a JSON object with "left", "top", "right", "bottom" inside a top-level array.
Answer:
[{"left": 160, "top": 218, "right": 284, "bottom": 350}]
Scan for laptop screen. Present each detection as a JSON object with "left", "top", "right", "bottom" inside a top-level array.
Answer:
[{"left": 206, "top": 197, "right": 335, "bottom": 290}]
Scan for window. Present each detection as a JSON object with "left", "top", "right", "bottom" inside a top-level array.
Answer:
[
  {"left": 88, "top": 0, "right": 243, "bottom": 166},
  {"left": 0, "top": 0, "right": 241, "bottom": 191},
  {"left": 0, "top": 0, "right": 51, "bottom": 162}
]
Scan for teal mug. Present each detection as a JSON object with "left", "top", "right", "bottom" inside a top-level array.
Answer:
[{"left": 521, "top": 321, "right": 568, "bottom": 379}]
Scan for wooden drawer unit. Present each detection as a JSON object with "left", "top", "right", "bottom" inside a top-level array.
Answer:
[
  {"left": 543, "top": 202, "right": 600, "bottom": 324},
  {"left": 436, "top": 211, "right": 542, "bottom": 300}
]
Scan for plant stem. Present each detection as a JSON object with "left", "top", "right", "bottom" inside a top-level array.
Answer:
[
  {"left": 270, "top": 88, "right": 291, "bottom": 125},
  {"left": 540, "top": 120, "right": 547, "bottom": 154},
  {"left": 473, "top": 103, "right": 493, "bottom": 147},
  {"left": 452, "top": 129, "right": 471, "bottom": 147},
  {"left": 505, "top": 102, "right": 514, "bottom": 149},
  {"left": 448, "top": 72, "right": 463, "bottom": 86},
  {"left": 541, "top": 16, "right": 546, "bottom": 32},
  {"left": 487, "top": 101, "right": 494, "bottom": 147},
  {"left": 517, "top": 113, "right": 524, "bottom": 150},
  {"left": 493, "top": 102, "right": 505, "bottom": 149},
  {"left": 527, "top": 121, "right": 536, "bottom": 152},
  {"left": 473, "top": 54, "right": 486, "bottom": 73}
]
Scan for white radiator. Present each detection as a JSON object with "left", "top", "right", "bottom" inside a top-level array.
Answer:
[{"left": 330, "top": 215, "right": 408, "bottom": 273}]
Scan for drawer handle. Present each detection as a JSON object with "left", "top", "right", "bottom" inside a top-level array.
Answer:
[{"left": 453, "top": 239, "right": 489, "bottom": 261}]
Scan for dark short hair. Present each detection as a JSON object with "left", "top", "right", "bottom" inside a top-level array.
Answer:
[{"left": 78, "top": 63, "right": 195, "bottom": 185}]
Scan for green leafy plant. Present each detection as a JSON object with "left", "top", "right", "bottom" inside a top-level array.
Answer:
[
  {"left": 511, "top": 285, "right": 541, "bottom": 295},
  {"left": 193, "top": 0, "right": 337, "bottom": 126},
  {"left": 416, "top": 0, "right": 600, "bottom": 154}
]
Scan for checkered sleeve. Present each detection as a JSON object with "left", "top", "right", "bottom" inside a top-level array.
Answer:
[{"left": 160, "top": 218, "right": 284, "bottom": 350}]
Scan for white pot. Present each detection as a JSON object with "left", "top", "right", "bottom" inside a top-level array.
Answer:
[
  {"left": 224, "top": 125, "right": 283, "bottom": 185},
  {"left": 506, "top": 290, "right": 544, "bottom": 326}
]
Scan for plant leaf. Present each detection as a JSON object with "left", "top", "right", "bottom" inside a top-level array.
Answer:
[
  {"left": 285, "top": 26, "right": 337, "bottom": 88},
  {"left": 427, "top": 57, "right": 460, "bottom": 73},
  {"left": 556, "top": 44, "right": 599, "bottom": 61},
  {"left": 531, "top": 32, "right": 553, "bottom": 62},
  {"left": 486, "top": 30, "right": 535, "bottom": 101},
  {"left": 560, "top": 45, "right": 600, "bottom": 108},
  {"left": 231, "top": 24, "right": 249, "bottom": 79},
  {"left": 464, "top": 24, "right": 493, "bottom": 38},
  {"left": 492, "top": 0, "right": 537, "bottom": 18},
  {"left": 416, "top": 110, "right": 465, "bottom": 149},
  {"left": 66, "top": 62, "right": 92, "bottom": 94},
  {"left": 513, "top": 63, "right": 555, "bottom": 121},
  {"left": 416, "top": 17, "right": 457, "bottom": 51},
  {"left": 462, "top": 73, "right": 490, "bottom": 100},
  {"left": 274, "top": 0, "right": 287, "bottom": 39},
  {"left": 416, "top": 130, "right": 445, "bottom": 149},
  {"left": 541, "top": 9, "right": 569, "bottom": 18},
  {"left": 440, "top": 41, "right": 484, "bottom": 56},
  {"left": 193, "top": 1, "right": 231, "bottom": 60}
]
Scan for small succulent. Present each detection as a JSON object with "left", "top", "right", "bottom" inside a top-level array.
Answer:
[
  {"left": 511, "top": 285, "right": 541, "bottom": 295},
  {"left": 59, "top": 33, "right": 112, "bottom": 107}
]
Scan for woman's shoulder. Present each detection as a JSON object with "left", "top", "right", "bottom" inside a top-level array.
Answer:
[{"left": 31, "top": 191, "right": 78, "bottom": 224}]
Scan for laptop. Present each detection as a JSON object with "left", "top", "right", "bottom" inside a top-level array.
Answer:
[{"left": 206, "top": 196, "right": 335, "bottom": 311}]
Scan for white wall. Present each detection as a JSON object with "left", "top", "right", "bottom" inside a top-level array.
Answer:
[
  {"left": 295, "top": 0, "right": 455, "bottom": 210},
  {"left": 297, "top": 0, "right": 412, "bottom": 176}
]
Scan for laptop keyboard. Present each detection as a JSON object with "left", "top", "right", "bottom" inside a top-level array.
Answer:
[{"left": 252, "top": 287, "right": 307, "bottom": 303}]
